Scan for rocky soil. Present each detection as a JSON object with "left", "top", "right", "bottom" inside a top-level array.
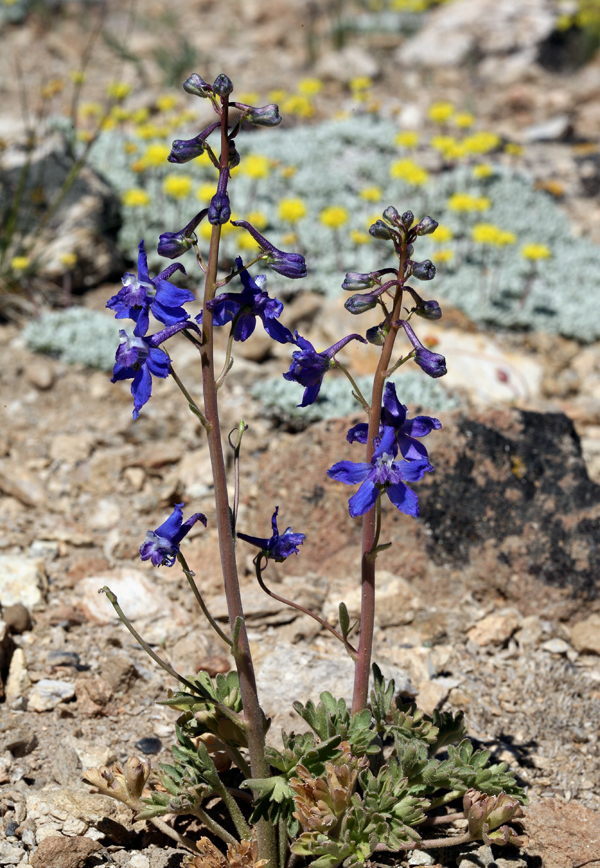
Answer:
[{"left": 2, "top": 1, "right": 600, "bottom": 867}]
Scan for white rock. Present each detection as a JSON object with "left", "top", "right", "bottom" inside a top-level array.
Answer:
[
  {"left": 87, "top": 498, "right": 121, "bottom": 531},
  {"left": 5, "top": 648, "right": 31, "bottom": 705},
  {"left": 49, "top": 432, "right": 95, "bottom": 463},
  {"left": 569, "top": 613, "right": 600, "bottom": 655},
  {"left": 467, "top": 608, "right": 522, "bottom": 647},
  {"left": 130, "top": 855, "right": 151, "bottom": 868},
  {"left": 78, "top": 567, "right": 174, "bottom": 624},
  {"left": 0, "top": 555, "right": 47, "bottom": 608},
  {"left": 28, "top": 679, "right": 75, "bottom": 712},
  {"left": 26, "top": 784, "right": 134, "bottom": 843},
  {"left": 0, "top": 839, "right": 25, "bottom": 865},
  {"left": 541, "top": 638, "right": 571, "bottom": 655},
  {"left": 396, "top": 0, "right": 555, "bottom": 68},
  {"left": 256, "top": 642, "right": 414, "bottom": 736},
  {"left": 64, "top": 734, "right": 116, "bottom": 771}
]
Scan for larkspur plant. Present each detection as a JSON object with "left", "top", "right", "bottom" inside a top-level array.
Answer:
[{"left": 86, "top": 75, "right": 527, "bottom": 866}]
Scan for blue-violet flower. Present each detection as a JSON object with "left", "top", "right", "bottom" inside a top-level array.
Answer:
[
  {"left": 139, "top": 503, "right": 207, "bottom": 567},
  {"left": 111, "top": 321, "right": 192, "bottom": 419},
  {"left": 205, "top": 257, "right": 294, "bottom": 343},
  {"left": 237, "top": 507, "right": 305, "bottom": 562},
  {"left": 327, "top": 426, "right": 433, "bottom": 518},
  {"left": 346, "top": 381, "right": 441, "bottom": 461},
  {"left": 157, "top": 210, "right": 208, "bottom": 260},
  {"left": 107, "top": 240, "right": 194, "bottom": 336},
  {"left": 283, "top": 331, "right": 367, "bottom": 407},
  {"left": 208, "top": 168, "right": 231, "bottom": 225},
  {"left": 231, "top": 220, "right": 307, "bottom": 279}
]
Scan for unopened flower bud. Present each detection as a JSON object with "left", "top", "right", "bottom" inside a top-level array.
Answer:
[
  {"left": 208, "top": 168, "right": 231, "bottom": 225},
  {"left": 366, "top": 321, "right": 389, "bottom": 346},
  {"left": 213, "top": 74, "right": 233, "bottom": 97},
  {"left": 168, "top": 121, "right": 219, "bottom": 164},
  {"left": 231, "top": 219, "right": 307, "bottom": 278},
  {"left": 369, "top": 220, "right": 393, "bottom": 240},
  {"left": 405, "top": 285, "right": 442, "bottom": 320},
  {"left": 406, "top": 243, "right": 414, "bottom": 257},
  {"left": 342, "top": 272, "right": 377, "bottom": 292},
  {"left": 237, "top": 103, "right": 282, "bottom": 127},
  {"left": 183, "top": 73, "right": 213, "bottom": 98},
  {"left": 400, "top": 319, "right": 447, "bottom": 378},
  {"left": 125, "top": 756, "right": 151, "bottom": 801},
  {"left": 411, "top": 259, "right": 436, "bottom": 281},
  {"left": 382, "top": 206, "right": 400, "bottom": 226},
  {"left": 344, "top": 293, "right": 378, "bottom": 315},
  {"left": 416, "top": 216, "right": 439, "bottom": 236},
  {"left": 401, "top": 210, "right": 415, "bottom": 228},
  {"left": 157, "top": 209, "right": 207, "bottom": 259}
]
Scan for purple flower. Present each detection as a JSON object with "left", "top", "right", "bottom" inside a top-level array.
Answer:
[
  {"left": 237, "top": 507, "right": 304, "bottom": 562},
  {"left": 410, "top": 259, "right": 436, "bottom": 281},
  {"left": 234, "top": 103, "right": 282, "bottom": 127},
  {"left": 157, "top": 209, "right": 208, "bottom": 260},
  {"left": 111, "top": 321, "right": 191, "bottom": 419},
  {"left": 208, "top": 168, "right": 231, "bottom": 225},
  {"left": 283, "top": 332, "right": 367, "bottom": 407},
  {"left": 231, "top": 220, "right": 307, "bottom": 279},
  {"left": 205, "top": 257, "right": 294, "bottom": 344},
  {"left": 107, "top": 241, "right": 194, "bottom": 336},
  {"left": 139, "top": 503, "right": 207, "bottom": 567},
  {"left": 400, "top": 320, "right": 447, "bottom": 378},
  {"left": 183, "top": 74, "right": 213, "bottom": 98},
  {"left": 346, "top": 382, "right": 441, "bottom": 461},
  {"left": 327, "top": 427, "right": 433, "bottom": 518}
]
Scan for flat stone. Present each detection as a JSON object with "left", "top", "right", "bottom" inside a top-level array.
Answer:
[
  {"left": 25, "top": 360, "right": 55, "bottom": 391},
  {"left": 0, "top": 839, "right": 26, "bottom": 865},
  {"left": 28, "top": 679, "right": 76, "bottom": 712},
  {"left": 0, "top": 555, "right": 47, "bottom": 608},
  {"left": 30, "top": 835, "right": 102, "bottom": 868},
  {"left": 87, "top": 497, "right": 121, "bottom": 531},
  {"left": 78, "top": 567, "right": 174, "bottom": 624},
  {"left": 49, "top": 433, "right": 95, "bottom": 464},
  {"left": 0, "top": 461, "right": 47, "bottom": 507},
  {"left": 523, "top": 797, "right": 600, "bottom": 867},
  {"left": 26, "top": 784, "right": 135, "bottom": 843},
  {"left": 569, "top": 613, "right": 600, "bottom": 655},
  {"left": 467, "top": 609, "right": 522, "bottom": 647}
]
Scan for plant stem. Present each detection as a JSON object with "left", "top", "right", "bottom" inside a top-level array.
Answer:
[
  {"left": 200, "top": 92, "right": 276, "bottom": 868},
  {"left": 351, "top": 244, "right": 406, "bottom": 714},
  {"left": 177, "top": 553, "right": 232, "bottom": 647},
  {"left": 149, "top": 816, "right": 201, "bottom": 854},
  {"left": 192, "top": 805, "right": 239, "bottom": 846}
]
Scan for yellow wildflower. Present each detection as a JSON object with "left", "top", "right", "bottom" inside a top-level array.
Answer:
[
  {"left": 428, "top": 101, "right": 454, "bottom": 124},
  {"left": 462, "top": 131, "right": 501, "bottom": 155},
  {"left": 447, "top": 193, "right": 490, "bottom": 212},
  {"left": 236, "top": 92, "right": 259, "bottom": 106},
  {"left": 237, "top": 233, "right": 259, "bottom": 252},
  {"left": 431, "top": 224, "right": 453, "bottom": 243},
  {"left": 282, "top": 95, "right": 313, "bottom": 118},
  {"left": 298, "top": 78, "right": 323, "bottom": 97},
  {"left": 242, "top": 154, "right": 271, "bottom": 179},
  {"left": 122, "top": 189, "right": 151, "bottom": 208},
  {"left": 320, "top": 206, "right": 349, "bottom": 229},
  {"left": 141, "top": 143, "right": 171, "bottom": 168},
  {"left": 432, "top": 249, "right": 454, "bottom": 264},
  {"left": 395, "top": 130, "right": 419, "bottom": 148},
  {"left": 473, "top": 164, "right": 493, "bottom": 179},
  {"left": 156, "top": 94, "right": 178, "bottom": 113},
  {"left": 390, "top": 158, "right": 429, "bottom": 186},
  {"left": 163, "top": 175, "right": 193, "bottom": 199},
  {"left": 269, "top": 89, "right": 288, "bottom": 103},
  {"left": 107, "top": 81, "right": 132, "bottom": 101},
  {"left": 504, "top": 142, "right": 524, "bottom": 156},
  {"left": 60, "top": 253, "right": 77, "bottom": 268},
  {"left": 10, "top": 256, "right": 30, "bottom": 271},
  {"left": 350, "top": 230, "right": 371, "bottom": 245},
  {"left": 472, "top": 223, "right": 515, "bottom": 245},
  {"left": 197, "top": 183, "right": 216, "bottom": 202},
  {"left": 454, "top": 112, "right": 475, "bottom": 128},
  {"left": 41, "top": 79, "right": 64, "bottom": 100},
  {"left": 123, "top": 142, "right": 138, "bottom": 155},
  {"left": 79, "top": 102, "right": 103, "bottom": 119},
  {"left": 359, "top": 186, "right": 382, "bottom": 202},
  {"left": 278, "top": 198, "right": 307, "bottom": 224},
  {"left": 496, "top": 229, "right": 516, "bottom": 245},
  {"left": 100, "top": 117, "right": 117, "bottom": 132},
  {"left": 350, "top": 76, "right": 372, "bottom": 92},
  {"left": 521, "top": 243, "right": 551, "bottom": 260},
  {"left": 69, "top": 70, "right": 86, "bottom": 85},
  {"left": 132, "top": 108, "right": 151, "bottom": 125}
]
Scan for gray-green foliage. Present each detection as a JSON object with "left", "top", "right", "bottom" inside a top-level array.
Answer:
[
  {"left": 88, "top": 115, "right": 600, "bottom": 342},
  {"left": 252, "top": 370, "right": 459, "bottom": 427},
  {"left": 22, "top": 306, "right": 120, "bottom": 371}
]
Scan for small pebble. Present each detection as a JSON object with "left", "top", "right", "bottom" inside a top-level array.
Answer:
[
  {"left": 541, "top": 638, "right": 571, "bottom": 654},
  {"left": 2, "top": 603, "right": 32, "bottom": 634},
  {"left": 5, "top": 820, "right": 18, "bottom": 837},
  {"left": 46, "top": 650, "right": 81, "bottom": 668},
  {"left": 135, "top": 737, "right": 162, "bottom": 755}
]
